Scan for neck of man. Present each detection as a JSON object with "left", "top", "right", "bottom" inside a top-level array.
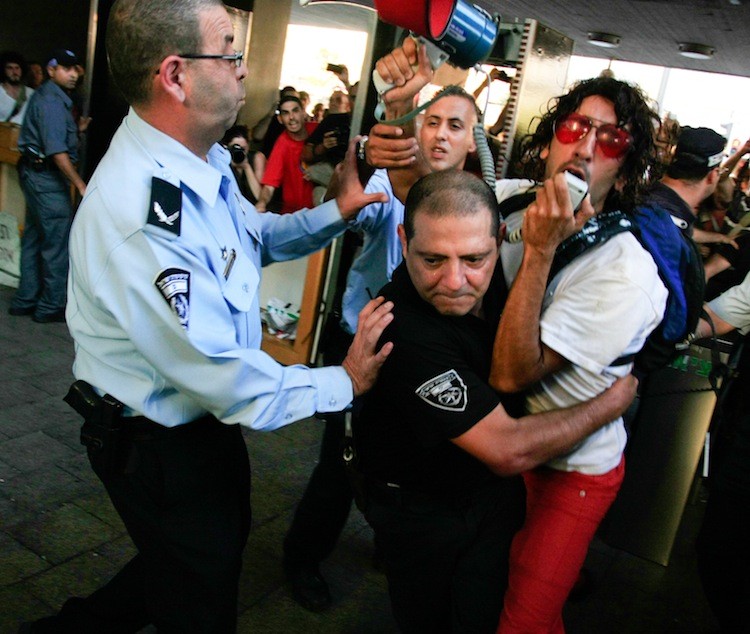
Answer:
[
  {"left": 287, "top": 126, "right": 308, "bottom": 142},
  {"left": 660, "top": 176, "right": 704, "bottom": 215},
  {"left": 1, "top": 81, "right": 20, "bottom": 98}
]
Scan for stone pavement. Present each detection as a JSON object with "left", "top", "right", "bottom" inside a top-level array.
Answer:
[{"left": 0, "top": 282, "right": 720, "bottom": 633}]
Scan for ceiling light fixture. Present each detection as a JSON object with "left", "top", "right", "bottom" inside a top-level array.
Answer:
[
  {"left": 587, "top": 32, "right": 621, "bottom": 48},
  {"left": 678, "top": 42, "right": 715, "bottom": 60}
]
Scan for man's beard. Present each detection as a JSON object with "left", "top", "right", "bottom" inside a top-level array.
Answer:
[{"left": 3, "top": 77, "right": 21, "bottom": 86}]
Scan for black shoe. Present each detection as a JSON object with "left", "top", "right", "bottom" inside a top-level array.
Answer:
[
  {"left": 8, "top": 306, "right": 34, "bottom": 316},
  {"left": 32, "top": 310, "right": 66, "bottom": 324},
  {"left": 286, "top": 565, "right": 332, "bottom": 612}
]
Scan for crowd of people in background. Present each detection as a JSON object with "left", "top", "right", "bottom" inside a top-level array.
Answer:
[{"left": 5, "top": 4, "right": 750, "bottom": 630}]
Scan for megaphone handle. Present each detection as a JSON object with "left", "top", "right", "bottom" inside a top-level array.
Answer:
[{"left": 371, "top": 36, "right": 449, "bottom": 97}]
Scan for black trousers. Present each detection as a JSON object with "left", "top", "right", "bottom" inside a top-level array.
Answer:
[
  {"left": 283, "top": 319, "right": 355, "bottom": 570},
  {"left": 53, "top": 417, "right": 251, "bottom": 633},
  {"left": 364, "top": 478, "right": 525, "bottom": 634}
]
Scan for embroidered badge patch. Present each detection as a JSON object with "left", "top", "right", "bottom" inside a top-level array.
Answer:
[
  {"left": 155, "top": 267, "right": 190, "bottom": 330},
  {"left": 415, "top": 369, "right": 468, "bottom": 412},
  {"left": 147, "top": 177, "right": 182, "bottom": 236}
]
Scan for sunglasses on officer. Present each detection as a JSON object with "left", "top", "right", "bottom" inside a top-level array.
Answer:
[{"left": 553, "top": 112, "right": 633, "bottom": 159}]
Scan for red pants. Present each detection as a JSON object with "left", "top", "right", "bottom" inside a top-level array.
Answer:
[{"left": 497, "top": 458, "right": 625, "bottom": 634}]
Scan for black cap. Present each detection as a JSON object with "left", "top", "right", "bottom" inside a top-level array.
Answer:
[
  {"left": 673, "top": 126, "right": 726, "bottom": 169},
  {"left": 277, "top": 95, "right": 302, "bottom": 112},
  {"left": 47, "top": 48, "right": 78, "bottom": 68}
]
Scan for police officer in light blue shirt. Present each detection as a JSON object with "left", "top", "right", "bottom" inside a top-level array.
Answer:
[
  {"left": 21, "top": 0, "right": 393, "bottom": 631},
  {"left": 9, "top": 48, "right": 87, "bottom": 323}
]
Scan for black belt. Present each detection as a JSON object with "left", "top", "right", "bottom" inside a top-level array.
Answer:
[
  {"left": 18, "top": 154, "right": 58, "bottom": 172},
  {"left": 123, "top": 413, "right": 222, "bottom": 441},
  {"left": 365, "top": 475, "right": 469, "bottom": 509}
]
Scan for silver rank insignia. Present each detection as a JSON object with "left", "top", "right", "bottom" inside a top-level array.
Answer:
[
  {"left": 415, "top": 369, "right": 468, "bottom": 412},
  {"left": 155, "top": 267, "right": 190, "bottom": 330}
]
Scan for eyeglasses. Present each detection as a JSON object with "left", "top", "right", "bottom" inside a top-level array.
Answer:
[
  {"left": 177, "top": 50, "right": 244, "bottom": 67},
  {"left": 155, "top": 51, "right": 244, "bottom": 75},
  {"left": 553, "top": 112, "right": 633, "bottom": 159}
]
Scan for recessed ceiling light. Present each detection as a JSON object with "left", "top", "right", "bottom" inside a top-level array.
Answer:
[
  {"left": 587, "top": 32, "right": 621, "bottom": 48},
  {"left": 678, "top": 42, "right": 715, "bottom": 60}
]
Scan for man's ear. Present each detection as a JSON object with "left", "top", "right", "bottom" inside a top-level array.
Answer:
[
  {"left": 155, "top": 56, "right": 188, "bottom": 103},
  {"left": 706, "top": 167, "right": 720, "bottom": 187},
  {"left": 497, "top": 221, "right": 506, "bottom": 245},
  {"left": 540, "top": 144, "right": 550, "bottom": 161},
  {"left": 397, "top": 224, "right": 408, "bottom": 259}
]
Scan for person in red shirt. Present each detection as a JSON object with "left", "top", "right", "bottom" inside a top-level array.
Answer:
[{"left": 256, "top": 95, "right": 317, "bottom": 213}]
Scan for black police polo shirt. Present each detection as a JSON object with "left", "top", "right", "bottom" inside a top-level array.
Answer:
[{"left": 356, "top": 261, "right": 518, "bottom": 497}]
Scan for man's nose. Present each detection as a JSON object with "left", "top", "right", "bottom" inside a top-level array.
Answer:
[
  {"left": 441, "top": 261, "right": 465, "bottom": 291},
  {"left": 574, "top": 127, "right": 597, "bottom": 159},
  {"left": 237, "top": 60, "right": 248, "bottom": 81}
]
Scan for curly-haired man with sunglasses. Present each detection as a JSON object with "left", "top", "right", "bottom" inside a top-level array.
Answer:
[
  {"left": 367, "top": 64, "right": 669, "bottom": 632},
  {"left": 489, "top": 77, "right": 669, "bottom": 633}
]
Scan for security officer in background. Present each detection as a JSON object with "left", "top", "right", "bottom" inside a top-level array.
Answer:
[
  {"left": 20, "top": 0, "right": 392, "bottom": 631},
  {"left": 9, "top": 48, "right": 86, "bottom": 323}
]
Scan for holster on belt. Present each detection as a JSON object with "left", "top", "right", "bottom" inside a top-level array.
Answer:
[
  {"left": 19, "top": 147, "right": 54, "bottom": 172},
  {"left": 64, "top": 380, "right": 127, "bottom": 479},
  {"left": 341, "top": 409, "right": 368, "bottom": 512}
]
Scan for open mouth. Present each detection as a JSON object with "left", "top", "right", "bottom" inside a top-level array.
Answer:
[{"left": 563, "top": 166, "right": 587, "bottom": 183}]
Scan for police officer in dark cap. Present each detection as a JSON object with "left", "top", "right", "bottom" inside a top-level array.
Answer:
[{"left": 9, "top": 48, "right": 87, "bottom": 323}]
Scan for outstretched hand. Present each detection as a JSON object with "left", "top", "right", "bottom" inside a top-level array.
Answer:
[
  {"left": 334, "top": 136, "right": 390, "bottom": 220},
  {"left": 342, "top": 297, "right": 395, "bottom": 396}
]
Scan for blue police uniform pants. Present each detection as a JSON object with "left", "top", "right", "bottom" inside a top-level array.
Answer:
[
  {"left": 12, "top": 168, "right": 72, "bottom": 318},
  {"left": 49, "top": 416, "right": 252, "bottom": 633},
  {"left": 364, "top": 477, "right": 525, "bottom": 634}
]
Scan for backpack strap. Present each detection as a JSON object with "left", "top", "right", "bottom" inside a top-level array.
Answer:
[
  {"left": 497, "top": 190, "right": 538, "bottom": 220},
  {"left": 548, "top": 210, "right": 634, "bottom": 283}
]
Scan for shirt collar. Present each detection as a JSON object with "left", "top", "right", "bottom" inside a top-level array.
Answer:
[
  {"left": 125, "top": 108, "right": 226, "bottom": 208},
  {"left": 649, "top": 181, "right": 696, "bottom": 229},
  {"left": 45, "top": 80, "right": 72, "bottom": 108}
]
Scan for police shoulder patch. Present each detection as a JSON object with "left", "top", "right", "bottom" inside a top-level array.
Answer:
[
  {"left": 147, "top": 177, "right": 182, "bottom": 237},
  {"left": 154, "top": 267, "right": 190, "bottom": 330},
  {"left": 415, "top": 369, "right": 468, "bottom": 412}
]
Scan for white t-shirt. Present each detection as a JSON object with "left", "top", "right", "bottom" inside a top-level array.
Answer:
[{"left": 709, "top": 269, "right": 750, "bottom": 335}]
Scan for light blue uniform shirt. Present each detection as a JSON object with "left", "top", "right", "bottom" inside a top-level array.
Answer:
[
  {"left": 340, "top": 169, "right": 404, "bottom": 335},
  {"left": 67, "top": 109, "right": 352, "bottom": 429}
]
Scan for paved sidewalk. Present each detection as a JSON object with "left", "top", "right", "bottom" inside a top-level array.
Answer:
[{"left": 0, "top": 283, "right": 719, "bottom": 633}]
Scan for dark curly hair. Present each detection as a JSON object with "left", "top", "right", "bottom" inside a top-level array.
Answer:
[{"left": 517, "top": 77, "right": 660, "bottom": 211}]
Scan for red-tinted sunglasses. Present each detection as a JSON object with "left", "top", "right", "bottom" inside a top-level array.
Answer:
[{"left": 553, "top": 112, "right": 633, "bottom": 159}]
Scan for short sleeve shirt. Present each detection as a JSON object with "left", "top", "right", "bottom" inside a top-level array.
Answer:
[
  {"left": 18, "top": 80, "right": 77, "bottom": 160},
  {"left": 355, "top": 262, "right": 516, "bottom": 496}
]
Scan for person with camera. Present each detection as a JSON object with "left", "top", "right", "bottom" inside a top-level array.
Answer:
[
  {"left": 302, "top": 90, "right": 352, "bottom": 204},
  {"left": 221, "top": 124, "right": 264, "bottom": 204}
]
